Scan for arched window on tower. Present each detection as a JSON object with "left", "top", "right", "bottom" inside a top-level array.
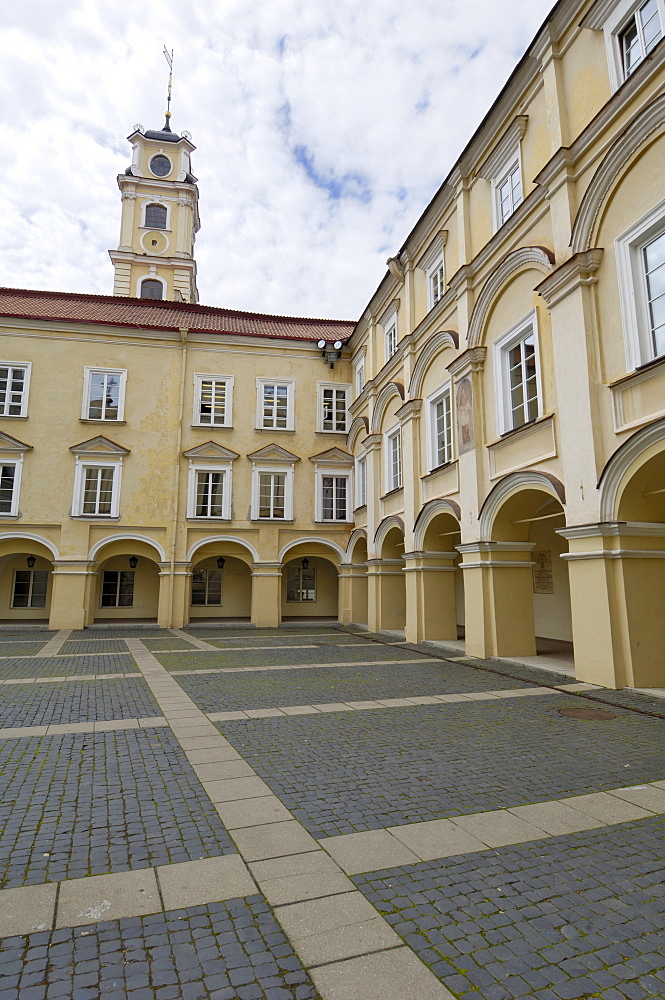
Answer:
[
  {"left": 140, "top": 279, "right": 164, "bottom": 300},
  {"left": 145, "top": 204, "right": 167, "bottom": 229}
]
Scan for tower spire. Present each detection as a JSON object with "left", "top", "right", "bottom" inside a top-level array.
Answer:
[{"left": 163, "top": 46, "right": 174, "bottom": 132}]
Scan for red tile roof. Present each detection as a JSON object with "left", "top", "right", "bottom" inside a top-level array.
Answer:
[{"left": 0, "top": 288, "right": 356, "bottom": 343}]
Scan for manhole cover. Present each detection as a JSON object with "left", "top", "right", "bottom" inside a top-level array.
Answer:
[{"left": 557, "top": 707, "right": 616, "bottom": 721}]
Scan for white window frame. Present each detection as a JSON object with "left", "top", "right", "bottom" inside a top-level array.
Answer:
[
  {"left": 588, "top": 0, "right": 665, "bottom": 91},
  {"left": 355, "top": 359, "right": 366, "bottom": 397},
  {"left": 140, "top": 200, "right": 172, "bottom": 230},
  {"left": 493, "top": 156, "right": 523, "bottom": 230},
  {"left": 493, "top": 310, "right": 543, "bottom": 435},
  {"left": 187, "top": 463, "right": 232, "bottom": 520},
  {"left": 82, "top": 367, "right": 127, "bottom": 422},
  {"left": 426, "top": 383, "right": 454, "bottom": 471},
  {"left": 317, "top": 382, "right": 350, "bottom": 433},
  {"left": 0, "top": 362, "right": 31, "bottom": 418},
  {"left": 0, "top": 458, "right": 22, "bottom": 517},
  {"left": 251, "top": 465, "right": 294, "bottom": 520},
  {"left": 355, "top": 454, "right": 367, "bottom": 508},
  {"left": 316, "top": 469, "right": 353, "bottom": 522},
  {"left": 428, "top": 256, "right": 446, "bottom": 310},
  {"left": 72, "top": 460, "right": 122, "bottom": 518},
  {"left": 192, "top": 374, "right": 234, "bottom": 427},
  {"left": 385, "top": 319, "right": 398, "bottom": 362},
  {"left": 384, "top": 425, "right": 403, "bottom": 493},
  {"left": 136, "top": 274, "right": 167, "bottom": 299},
  {"left": 255, "top": 378, "right": 295, "bottom": 431},
  {"left": 12, "top": 568, "right": 49, "bottom": 609},
  {"left": 616, "top": 198, "right": 665, "bottom": 370}
]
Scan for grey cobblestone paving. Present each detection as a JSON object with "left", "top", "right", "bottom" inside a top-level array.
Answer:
[
  {"left": 58, "top": 640, "right": 130, "bottom": 655},
  {"left": 142, "top": 638, "right": 196, "bottom": 651},
  {"left": 205, "top": 634, "right": 381, "bottom": 649},
  {"left": 218, "top": 697, "right": 665, "bottom": 837},
  {"left": 0, "top": 678, "right": 160, "bottom": 727},
  {"left": 351, "top": 816, "right": 665, "bottom": 1000},
  {"left": 156, "top": 644, "right": 434, "bottom": 672},
  {"left": 68, "top": 628, "right": 168, "bottom": 639},
  {"left": 0, "top": 655, "right": 137, "bottom": 680},
  {"left": 0, "top": 642, "right": 51, "bottom": 657},
  {"left": 0, "top": 729, "right": 236, "bottom": 889},
  {"left": 0, "top": 896, "right": 319, "bottom": 1000},
  {"left": 179, "top": 660, "right": 529, "bottom": 713}
]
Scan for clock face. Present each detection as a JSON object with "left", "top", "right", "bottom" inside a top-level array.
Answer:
[{"left": 150, "top": 154, "right": 171, "bottom": 177}]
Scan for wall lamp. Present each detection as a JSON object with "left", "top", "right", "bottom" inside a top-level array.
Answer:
[
  {"left": 26, "top": 555, "right": 36, "bottom": 569},
  {"left": 317, "top": 339, "right": 343, "bottom": 368},
  {"left": 301, "top": 557, "right": 310, "bottom": 570},
  {"left": 128, "top": 555, "right": 139, "bottom": 569},
  {"left": 216, "top": 557, "right": 226, "bottom": 569}
]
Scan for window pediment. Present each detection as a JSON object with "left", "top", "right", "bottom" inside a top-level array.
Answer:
[
  {"left": 0, "top": 431, "right": 32, "bottom": 454},
  {"left": 69, "top": 436, "right": 130, "bottom": 457},
  {"left": 183, "top": 441, "right": 239, "bottom": 461},
  {"left": 309, "top": 447, "right": 354, "bottom": 467},
  {"left": 247, "top": 443, "right": 300, "bottom": 464}
]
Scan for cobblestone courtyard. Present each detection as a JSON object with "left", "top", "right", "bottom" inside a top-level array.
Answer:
[{"left": 1, "top": 625, "right": 665, "bottom": 999}]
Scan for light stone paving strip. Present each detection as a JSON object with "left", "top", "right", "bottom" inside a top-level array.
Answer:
[
  {"left": 0, "top": 672, "right": 142, "bottom": 684},
  {"left": 0, "top": 717, "right": 168, "bottom": 739},
  {"left": 204, "top": 683, "right": 596, "bottom": 721},
  {"left": 33, "top": 629, "right": 71, "bottom": 657},
  {"left": 170, "top": 656, "right": 446, "bottom": 676},
  {"left": 169, "top": 627, "right": 217, "bottom": 650},
  {"left": 123, "top": 638, "right": 456, "bottom": 1000}
]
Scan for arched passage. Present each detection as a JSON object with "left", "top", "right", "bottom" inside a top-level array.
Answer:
[
  {"left": 414, "top": 502, "right": 464, "bottom": 642},
  {"left": 186, "top": 539, "right": 254, "bottom": 622},
  {"left": 375, "top": 521, "right": 406, "bottom": 633},
  {"left": 0, "top": 536, "right": 56, "bottom": 623},
  {"left": 487, "top": 484, "right": 571, "bottom": 661},
  {"left": 346, "top": 530, "right": 368, "bottom": 627},
  {"left": 280, "top": 544, "right": 339, "bottom": 621},
  {"left": 90, "top": 538, "right": 164, "bottom": 624}
]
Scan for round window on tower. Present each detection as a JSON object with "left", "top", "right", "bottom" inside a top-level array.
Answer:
[{"left": 150, "top": 155, "right": 171, "bottom": 177}]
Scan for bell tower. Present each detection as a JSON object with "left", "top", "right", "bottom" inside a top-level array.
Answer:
[{"left": 109, "top": 118, "right": 200, "bottom": 303}]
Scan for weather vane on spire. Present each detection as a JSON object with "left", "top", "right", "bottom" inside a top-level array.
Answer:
[{"left": 163, "top": 46, "right": 174, "bottom": 130}]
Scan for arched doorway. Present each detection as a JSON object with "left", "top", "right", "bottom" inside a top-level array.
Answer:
[
  {"left": 190, "top": 555, "right": 251, "bottom": 622},
  {"left": 0, "top": 538, "right": 55, "bottom": 623},
  {"left": 613, "top": 447, "right": 665, "bottom": 686},
  {"left": 417, "top": 506, "right": 464, "bottom": 642},
  {"left": 90, "top": 539, "right": 164, "bottom": 624},
  {"left": 347, "top": 532, "right": 368, "bottom": 627},
  {"left": 486, "top": 483, "right": 571, "bottom": 663},
  {"left": 377, "top": 523, "right": 406, "bottom": 634}
]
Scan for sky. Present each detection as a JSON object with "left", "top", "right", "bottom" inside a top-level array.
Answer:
[{"left": 0, "top": 0, "right": 555, "bottom": 321}]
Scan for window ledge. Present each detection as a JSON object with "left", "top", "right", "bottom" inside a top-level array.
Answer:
[
  {"left": 421, "top": 460, "right": 456, "bottom": 481},
  {"left": 255, "top": 427, "right": 296, "bottom": 433},
  {"left": 353, "top": 504, "right": 367, "bottom": 513},
  {"left": 315, "top": 429, "right": 348, "bottom": 435},
  {"left": 250, "top": 518, "right": 295, "bottom": 523},
  {"left": 186, "top": 517, "right": 231, "bottom": 523},
  {"left": 0, "top": 514, "right": 19, "bottom": 519},
  {"left": 608, "top": 353, "right": 665, "bottom": 388},
  {"left": 79, "top": 419, "right": 126, "bottom": 425},
  {"left": 70, "top": 515, "right": 121, "bottom": 521},
  {"left": 191, "top": 424, "right": 233, "bottom": 430},
  {"left": 0, "top": 415, "right": 28, "bottom": 420},
  {"left": 313, "top": 519, "right": 353, "bottom": 525},
  {"left": 380, "top": 487, "right": 404, "bottom": 500},
  {"left": 488, "top": 412, "right": 553, "bottom": 447}
]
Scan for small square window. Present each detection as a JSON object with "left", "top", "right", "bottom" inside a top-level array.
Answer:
[
  {"left": 191, "top": 568, "right": 222, "bottom": 605},
  {"left": 286, "top": 564, "right": 316, "bottom": 602},
  {"left": 12, "top": 569, "right": 48, "bottom": 608},
  {"left": 100, "top": 570, "right": 134, "bottom": 608},
  {"left": 82, "top": 368, "right": 126, "bottom": 421}
]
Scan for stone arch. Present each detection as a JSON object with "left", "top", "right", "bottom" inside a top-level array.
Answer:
[
  {"left": 370, "top": 382, "right": 405, "bottom": 433},
  {"left": 374, "top": 516, "right": 405, "bottom": 555},
  {"left": 347, "top": 416, "right": 369, "bottom": 453},
  {"left": 89, "top": 533, "right": 167, "bottom": 563},
  {"left": 598, "top": 417, "right": 665, "bottom": 522},
  {"left": 186, "top": 535, "right": 260, "bottom": 566},
  {"left": 571, "top": 94, "right": 665, "bottom": 254},
  {"left": 345, "top": 528, "right": 368, "bottom": 562},
  {"left": 408, "top": 331, "right": 459, "bottom": 399},
  {"left": 479, "top": 471, "right": 565, "bottom": 542},
  {"left": 467, "top": 247, "right": 554, "bottom": 349},
  {"left": 0, "top": 533, "right": 59, "bottom": 560},
  {"left": 413, "top": 499, "right": 462, "bottom": 551},
  {"left": 278, "top": 536, "right": 346, "bottom": 566}
]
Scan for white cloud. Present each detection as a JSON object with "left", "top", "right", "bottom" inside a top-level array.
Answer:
[{"left": 0, "top": 0, "right": 555, "bottom": 318}]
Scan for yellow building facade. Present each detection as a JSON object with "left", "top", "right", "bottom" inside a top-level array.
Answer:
[{"left": 0, "top": 0, "right": 664, "bottom": 690}]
